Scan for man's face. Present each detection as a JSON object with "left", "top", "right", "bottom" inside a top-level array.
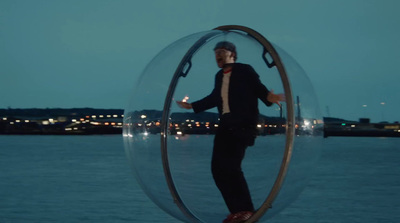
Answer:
[{"left": 214, "top": 48, "right": 235, "bottom": 68}]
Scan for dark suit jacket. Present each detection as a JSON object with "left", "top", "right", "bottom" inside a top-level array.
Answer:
[{"left": 191, "top": 63, "right": 272, "bottom": 126}]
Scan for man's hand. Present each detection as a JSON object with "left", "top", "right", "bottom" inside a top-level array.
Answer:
[
  {"left": 267, "top": 90, "right": 286, "bottom": 106},
  {"left": 176, "top": 101, "right": 192, "bottom": 109}
]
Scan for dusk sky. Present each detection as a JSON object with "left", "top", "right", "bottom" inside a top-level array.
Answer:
[{"left": 1, "top": 0, "right": 399, "bottom": 122}]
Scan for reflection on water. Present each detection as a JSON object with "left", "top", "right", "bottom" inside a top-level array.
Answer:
[{"left": 0, "top": 136, "right": 399, "bottom": 222}]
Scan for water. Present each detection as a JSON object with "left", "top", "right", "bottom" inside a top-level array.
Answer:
[{"left": 0, "top": 135, "right": 399, "bottom": 223}]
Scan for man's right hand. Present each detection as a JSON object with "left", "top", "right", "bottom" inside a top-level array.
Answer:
[{"left": 176, "top": 101, "right": 192, "bottom": 109}]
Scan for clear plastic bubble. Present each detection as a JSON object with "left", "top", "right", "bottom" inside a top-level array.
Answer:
[{"left": 123, "top": 26, "right": 323, "bottom": 223}]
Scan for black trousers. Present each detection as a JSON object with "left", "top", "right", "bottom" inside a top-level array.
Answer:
[{"left": 211, "top": 116, "right": 256, "bottom": 213}]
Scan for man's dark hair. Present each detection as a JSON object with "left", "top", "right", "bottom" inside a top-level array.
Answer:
[{"left": 214, "top": 41, "right": 237, "bottom": 61}]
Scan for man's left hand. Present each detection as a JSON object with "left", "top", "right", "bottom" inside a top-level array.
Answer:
[{"left": 267, "top": 90, "right": 285, "bottom": 106}]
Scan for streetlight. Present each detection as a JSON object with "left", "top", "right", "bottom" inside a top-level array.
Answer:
[
  {"left": 380, "top": 102, "right": 386, "bottom": 122},
  {"left": 362, "top": 104, "right": 367, "bottom": 118}
]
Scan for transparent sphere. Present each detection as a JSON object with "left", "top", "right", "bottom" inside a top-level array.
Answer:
[{"left": 123, "top": 27, "right": 323, "bottom": 223}]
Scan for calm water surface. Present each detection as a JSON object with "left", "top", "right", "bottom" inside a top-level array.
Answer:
[{"left": 0, "top": 135, "right": 399, "bottom": 223}]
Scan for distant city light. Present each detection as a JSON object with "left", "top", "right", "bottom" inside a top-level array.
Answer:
[{"left": 141, "top": 115, "right": 147, "bottom": 119}]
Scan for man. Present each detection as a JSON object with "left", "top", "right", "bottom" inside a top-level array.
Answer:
[{"left": 177, "top": 41, "right": 284, "bottom": 223}]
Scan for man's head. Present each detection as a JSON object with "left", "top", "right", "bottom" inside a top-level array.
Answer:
[{"left": 214, "top": 41, "right": 237, "bottom": 68}]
